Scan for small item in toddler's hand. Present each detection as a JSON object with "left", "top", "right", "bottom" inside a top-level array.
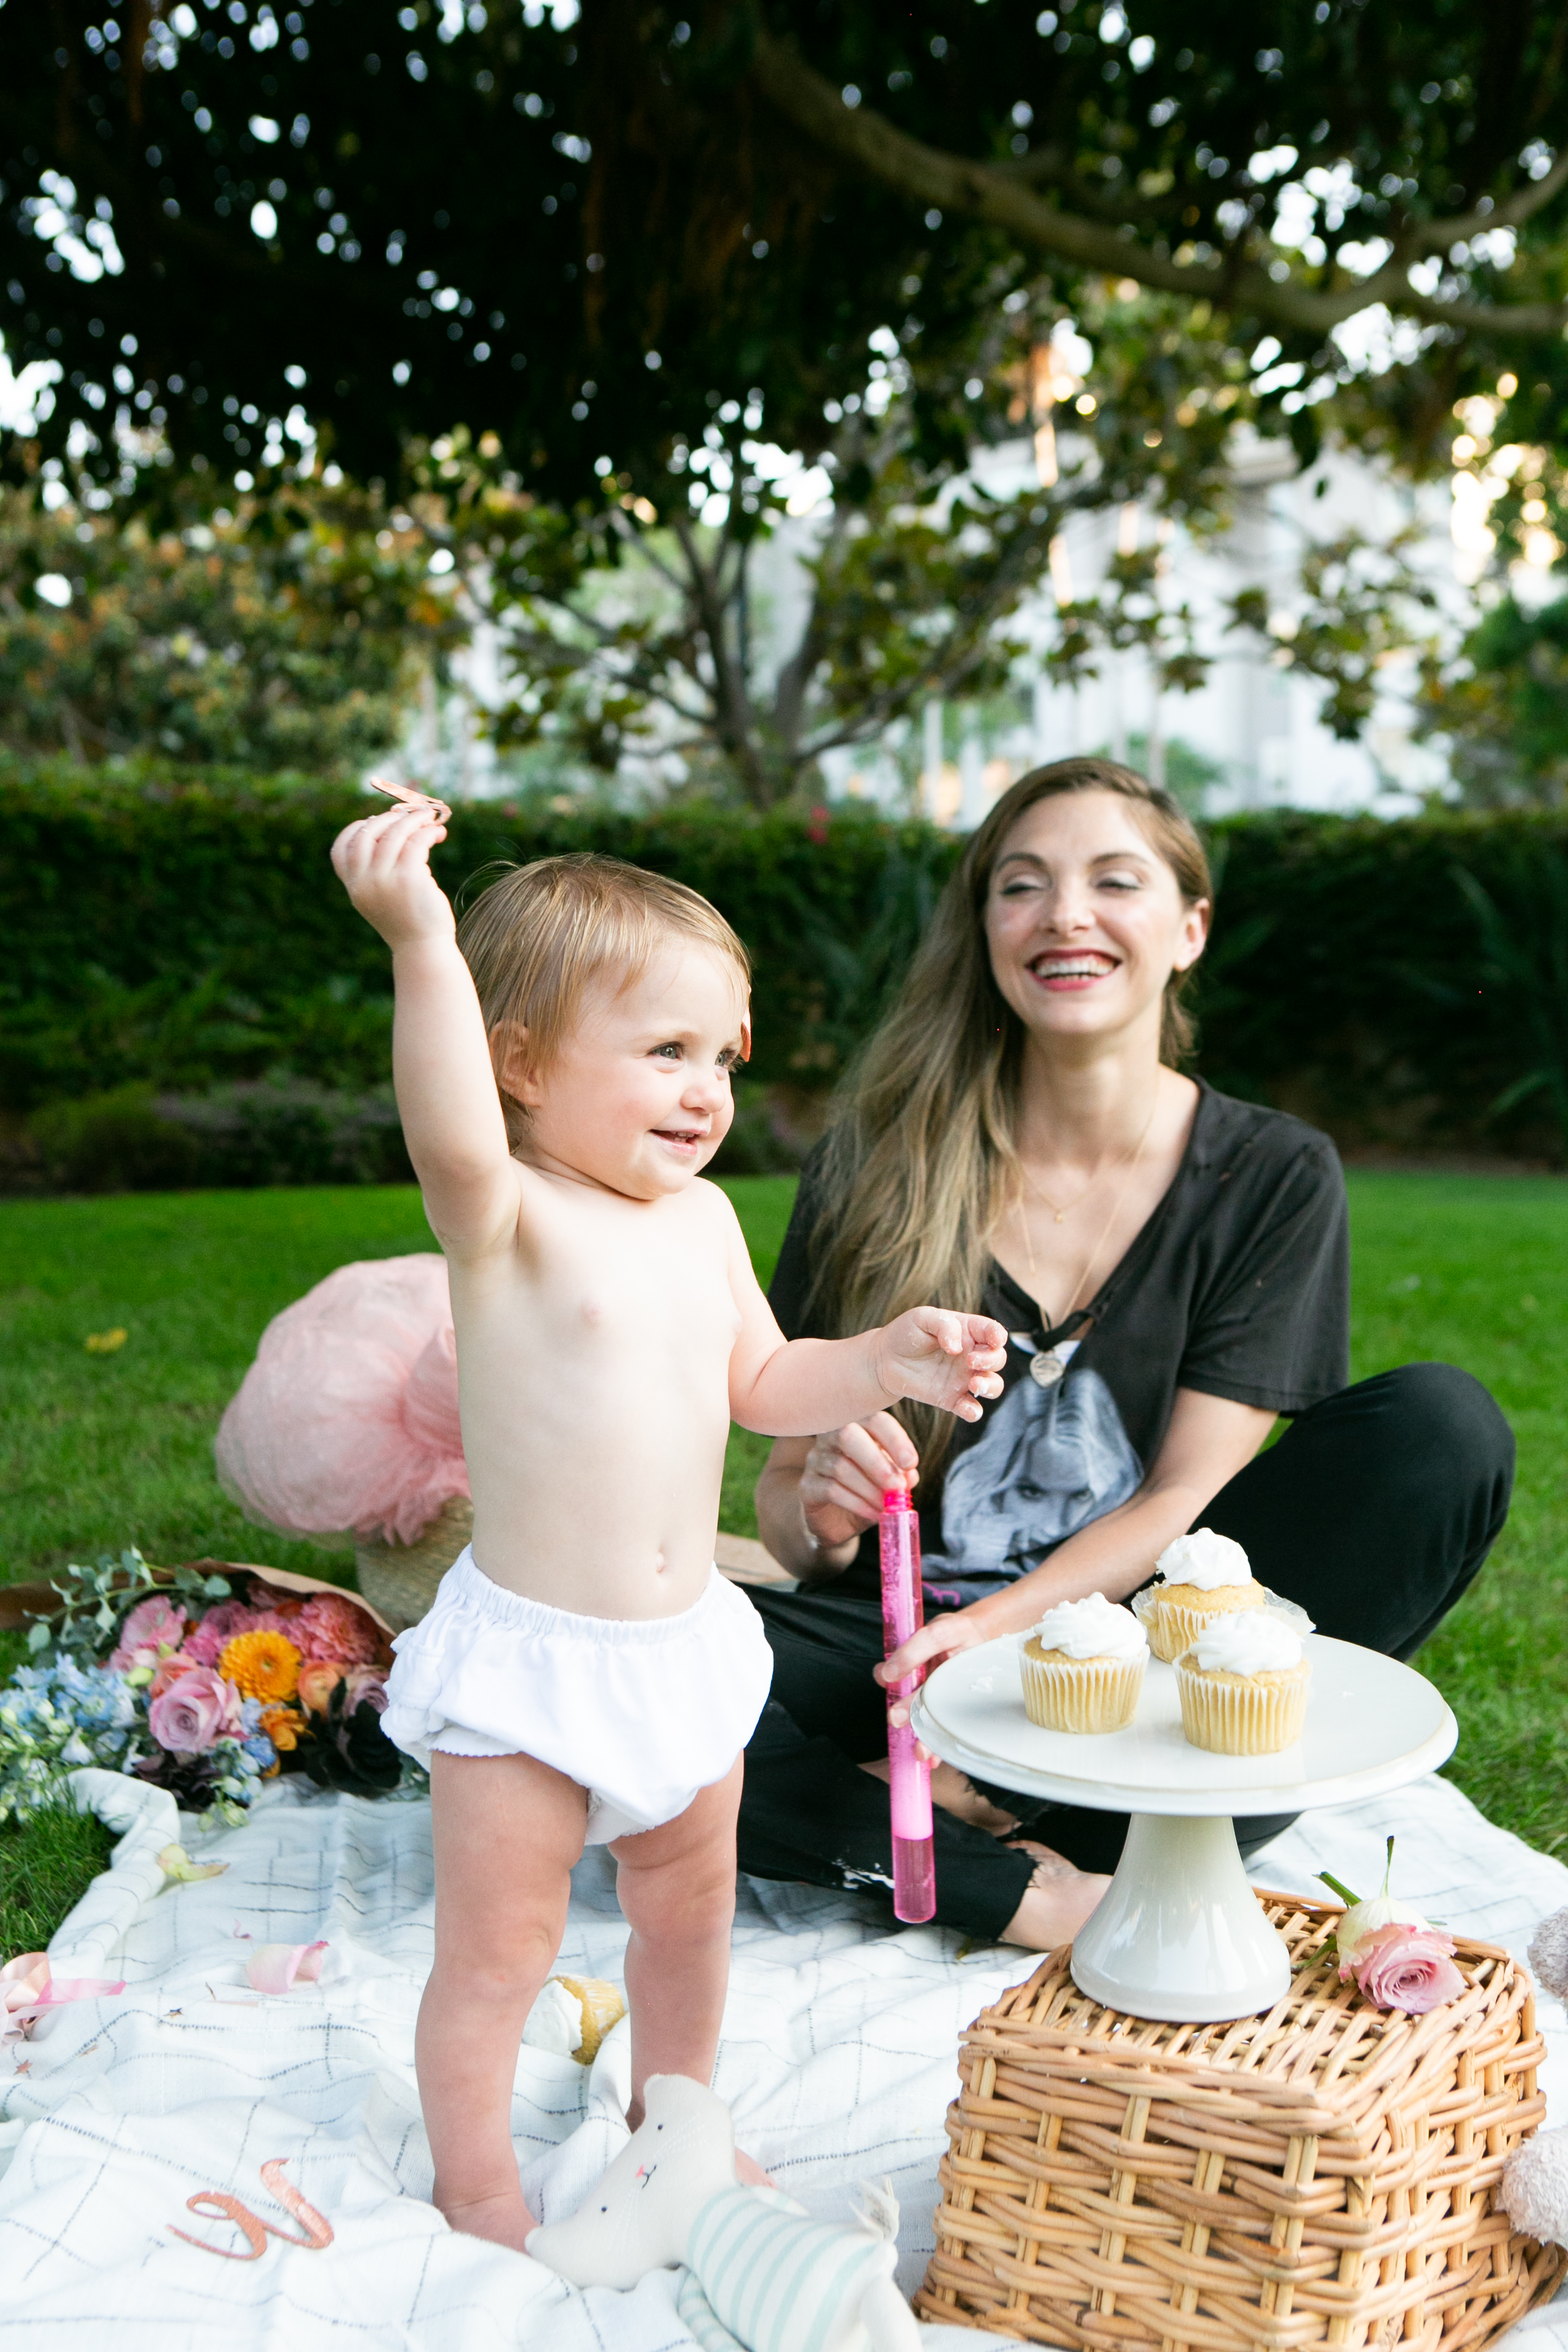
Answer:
[{"left": 366, "top": 775, "right": 453, "bottom": 826}]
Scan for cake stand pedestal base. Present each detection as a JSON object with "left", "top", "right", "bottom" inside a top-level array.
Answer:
[{"left": 1069, "top": 1811, "right": 1291, "bottom": 2023}]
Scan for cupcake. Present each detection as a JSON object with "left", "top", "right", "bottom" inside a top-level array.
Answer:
[
  {"left": 1142, "top": 1528, "right": 1266, "bottom": 1663},
  {"left": 1021, "top": 1593, "right": 1148, "bottom": 1734},
  {"left": 1175, "top": 1612, "right": 1311, "bottom": 1755}
]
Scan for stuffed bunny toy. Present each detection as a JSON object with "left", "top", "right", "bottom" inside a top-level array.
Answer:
[{"left": 527, "top": 2073, "right": 921, "bottom": 2352}]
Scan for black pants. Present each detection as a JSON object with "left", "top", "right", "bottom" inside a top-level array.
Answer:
[{"left": 735, "top": 1365, "right": 1514, "bottom": 1944}]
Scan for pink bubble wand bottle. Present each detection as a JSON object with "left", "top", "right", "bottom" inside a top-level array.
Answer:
[{"left": 879, "top": 1482, "right": 936, "bottom": 1923}]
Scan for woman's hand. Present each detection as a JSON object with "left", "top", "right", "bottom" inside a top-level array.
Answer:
[
  {"left": 876, "top": 1605, "right": 994, "bottom": 1716},
  {"left": 874, "top": 1308, "right": 1007, "bottom": 1423},
  {"left": 799, "top": 1413, "right": 920, "bottom": 1555}
]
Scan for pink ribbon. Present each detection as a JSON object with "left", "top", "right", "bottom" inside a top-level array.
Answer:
[
  {"left": 169, "top": 2157, "right": 334, "bottom": 2259},
  {"left": 2, "top": 1953, "right": 125, "bottom": 2044}
]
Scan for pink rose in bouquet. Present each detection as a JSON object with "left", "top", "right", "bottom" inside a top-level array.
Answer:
[
  {"left": 110, "top": 1595, "right": 188, "bottom": 1673},
  {"left": 1352, "top": 1923, "right": 1465, "bottom": 2014},
  {"left": 149, "top": 1652, "right": 201, "bottom": 1702},
  {"left": 184, "top": 1602, "right": 290, "bottom": 1667},
  {"left": 147, "top": 1665, "right": 245, "bottom": 1755}
]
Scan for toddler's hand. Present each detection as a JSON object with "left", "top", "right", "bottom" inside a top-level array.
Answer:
[
  {"left": 873, "top": 1308, "right": 1007, "bottom": 1423},
  {"left": 331, "top": 797, "right": 455, "bottom": 951}
]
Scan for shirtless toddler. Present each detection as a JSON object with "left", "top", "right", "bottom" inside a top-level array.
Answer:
[{"left": 330, "top": 799, "right": 1007, "bottom": 2252}]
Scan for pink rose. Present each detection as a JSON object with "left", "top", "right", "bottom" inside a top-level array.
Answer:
[
  {"left": 1353, "top": 1922, "right": 1465, "bottom": 2014},
  {"left": 110, "top": 1595, "right": 188, "bottom": 1672},
  {"left": 149, "top": 1651, "right": 201, "bottom": 1701},
  {"left": 147, "top": 1665, "right": 245, "bottom": 1755}
]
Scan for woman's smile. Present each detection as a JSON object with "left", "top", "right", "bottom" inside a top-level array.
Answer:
[{"left": 1027, "top": 950, "right": 1121, "bottom": 993}]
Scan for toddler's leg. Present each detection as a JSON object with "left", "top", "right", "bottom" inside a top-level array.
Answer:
[
  {"left": 418, "top": 1749, "right": 588, "bottom": 2249},
  {"left": 610, "top": 1754, "right": 742, "bottom": 2132}
]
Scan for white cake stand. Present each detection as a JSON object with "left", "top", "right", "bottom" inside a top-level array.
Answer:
[{"left": 910, "top": 1634, "right": 1457, "bottom": 2023}]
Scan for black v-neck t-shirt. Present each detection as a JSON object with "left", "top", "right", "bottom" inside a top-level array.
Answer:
[{"left": 765, "top": 1083, "right": 1350, "bottom": 1609}]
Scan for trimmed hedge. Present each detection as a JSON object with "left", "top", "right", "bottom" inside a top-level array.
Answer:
[
  {"left": 2, "top": 760, "right": 1565, "bottom": 1164},
  {"left": 0, "top": 762, "right": 956, "bottom": 1112}
]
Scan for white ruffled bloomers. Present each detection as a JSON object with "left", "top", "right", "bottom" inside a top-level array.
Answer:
[{"left": 381, "top": 1547, "right": 774, "bottom": 1843}]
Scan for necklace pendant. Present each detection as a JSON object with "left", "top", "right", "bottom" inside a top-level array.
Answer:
[
  {"left": 1054, "top": 1212, "right": 1064, "bottom": 1224},
  {"left": 1029, "top": 1348, "right": 1068, "bottom": 1389}
]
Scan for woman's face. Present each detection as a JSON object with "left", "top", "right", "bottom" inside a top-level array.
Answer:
[{"left": 983, "top": 790, "right": 1209, "bottom": 1052}]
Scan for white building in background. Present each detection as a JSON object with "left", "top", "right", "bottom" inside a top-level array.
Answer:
[
  {"left": 822, "top": 430, "right": 1488, "bottom": 827},
  {"left": 393, "top": 425, "right": 1511, "bottom": 825}
]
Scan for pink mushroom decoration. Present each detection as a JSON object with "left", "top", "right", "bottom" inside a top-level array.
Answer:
[{"left": 215, "top": 1255, "right": 469, "bottom": 1545}]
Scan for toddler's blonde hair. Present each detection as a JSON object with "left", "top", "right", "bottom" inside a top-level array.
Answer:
[{"left": 456, "top": 852, "right": 751, "bottom": 1140}]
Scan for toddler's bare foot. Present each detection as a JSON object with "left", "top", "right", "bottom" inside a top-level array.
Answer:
[
  {"left": 735, "top": 2147, "right": 777, "bottom": 2189},
  {"left": 998, "top": 1842, "right": 1111, "bottom": 1951},
  {"left": 437, "top": 2182, "right": 539, "bottom": 2254}
]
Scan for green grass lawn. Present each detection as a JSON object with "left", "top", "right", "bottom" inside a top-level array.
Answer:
[{"left": 2, "top": 1171, "right": 1565, "bottom": 1953}]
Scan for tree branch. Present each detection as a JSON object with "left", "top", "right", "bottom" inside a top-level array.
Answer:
[{"left": 747, "top": 30, "right": 1568, "bottom": 342}]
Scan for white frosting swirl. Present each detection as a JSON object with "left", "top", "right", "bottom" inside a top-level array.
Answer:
[
  {"left": 1190, "top": 1612, "right": 1304, "bottom": 1676},
  {"left": 1028, "top": 1593, "right": 1148, "bottom": 1664},
  {"left": 1155, "top": 1528, "right": 1254, "bottom": 1593}
]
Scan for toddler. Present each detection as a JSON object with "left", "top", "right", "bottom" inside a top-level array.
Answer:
[{"left": 331, "top": 796, "right": 1007, "bottom": 2252}]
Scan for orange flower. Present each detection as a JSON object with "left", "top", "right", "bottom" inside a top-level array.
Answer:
[
  {"left": 218, "top": 1628, "right": 301, "bottom": 1704},
  {"left": 260, "top": 1704, "right": 309, "bottom": 1754},
  {"left": 296, "top": 1659, "right": 344, "bottom": 1716}
]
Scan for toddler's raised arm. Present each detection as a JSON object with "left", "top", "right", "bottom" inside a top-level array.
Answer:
[
  {"left": 331, "top": 800, "right": 519, "bottom": 1254},
  {"left": 722, "top": 1204, "right": 1006, "bottom": 1433}
]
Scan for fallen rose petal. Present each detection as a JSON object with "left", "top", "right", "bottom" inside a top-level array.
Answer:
[
  {"left": 244, "top": 1940, "right": 328, "bottom": 1995},
  {"left": 158, "top": 1844, "right": 230, "bottom": 1886}
]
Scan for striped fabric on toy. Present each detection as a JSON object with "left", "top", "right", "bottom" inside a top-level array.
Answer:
[{"left": 681, "top": 2184, "right": 896, "bottom": 2352}]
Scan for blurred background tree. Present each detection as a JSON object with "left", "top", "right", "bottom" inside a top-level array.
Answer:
[
  {"left": 0, "top": 476, "right": 463, "bottom": 771},
  {"left": 3, "top": 2, "right": 1565, "bottom": 497},
  {"left": 3, "top": 2, "right": 1568, "bottom": 801},
  {"left": 1419, "top": 596, "right": 1568, "bottom": 808}
]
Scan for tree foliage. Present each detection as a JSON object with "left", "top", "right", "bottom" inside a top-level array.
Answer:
[
  {"left": 0, "top": 475, "right": 458, "bottom": 769},
  {"left": 2, "top": 2, "right": 1567, "bottom": 508},
  {"left": 1419, "top": 593, "right": 1568, "bottom": 806}
]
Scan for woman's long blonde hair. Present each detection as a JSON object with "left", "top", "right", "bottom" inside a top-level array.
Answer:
[{"left": 810, "top": 758, "right": 1211, "bottom": 1477}]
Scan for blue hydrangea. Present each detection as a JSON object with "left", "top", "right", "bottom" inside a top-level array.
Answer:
[{"left": 0, "top": 1657, "right": 139, "bottom": 1825}]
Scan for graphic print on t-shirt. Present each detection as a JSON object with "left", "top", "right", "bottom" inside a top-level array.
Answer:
[{"left": 920, "top": 1365, "right": 1143, "bottom": 1608}]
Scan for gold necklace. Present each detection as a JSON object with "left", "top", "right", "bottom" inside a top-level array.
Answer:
[
  {"left": 1021, "top": 1167, "right": 1098, "bottom": 1224},
  {"left": 1013, "top": 1086, "right": 1161, "bottom": 1385}
]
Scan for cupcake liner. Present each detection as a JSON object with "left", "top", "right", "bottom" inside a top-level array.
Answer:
[
  {"left": 1131, "top": 1583, "right": 1314, "bottom": 1664},
  {"left": 1021, "top": 1645, "right": 1146, "bottom": 1734},
  {"left": 1174, "top": 1659, "right": 1311, "bottom": 1755}
]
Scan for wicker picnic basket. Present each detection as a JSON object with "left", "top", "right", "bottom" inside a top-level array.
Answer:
[{"left": 917, "top": 1890, "right": 1565, "bottom": 2352}]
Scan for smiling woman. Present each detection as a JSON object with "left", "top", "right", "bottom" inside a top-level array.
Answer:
[{"left": 742, "top": 760, "right": 1517, "bottom": 1951}]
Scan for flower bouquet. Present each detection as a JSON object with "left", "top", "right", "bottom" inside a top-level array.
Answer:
[{"left": 0, "top": 1548, "right": 412, "bottom": 1829}]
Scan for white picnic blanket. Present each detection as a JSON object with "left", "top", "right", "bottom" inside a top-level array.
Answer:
[{"left": 0, "top": 1766, "right": 1565, "bottom": 2349}]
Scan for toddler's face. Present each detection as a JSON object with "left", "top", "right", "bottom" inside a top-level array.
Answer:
[{"left": 519, "top": 944, "right": 748, "bottom": 1200}]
